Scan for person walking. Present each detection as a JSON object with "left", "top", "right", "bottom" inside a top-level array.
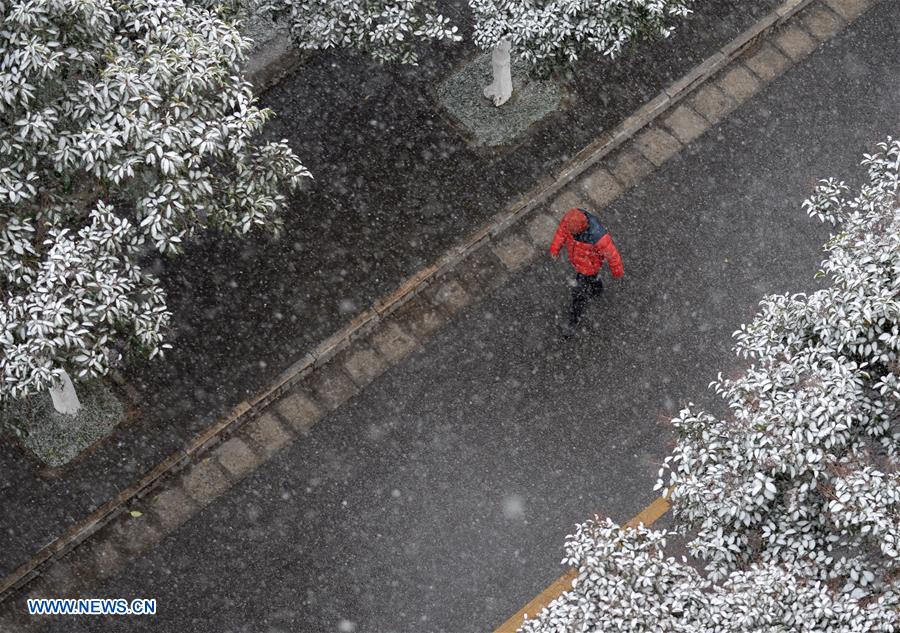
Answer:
[{"left": 549, "top": 208, "right": 623, "bottom": 338}]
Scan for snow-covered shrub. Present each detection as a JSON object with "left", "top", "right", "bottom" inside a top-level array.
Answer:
[
  {"left": 1, "top": 203, "right": 170, "bottom": 401},
  {"left": 470, "top": 0, "right": 692, "bottom": 74},
  {"left": 0, "top": 0, "right": 310, "bottom": 408},
  {"left": 659, "top": 138, "right": 899, "bottom": 595},
  {"left": 519, "top": 519, "right": 703, "bottom": 632},
  {"left": 261, "top": 0, "right": 461, "bottom": 64},
  {"left": 520, "top": 520, "right": 898, "bottom": 632},
  {"left": 521, "top": 139, "right": 900, "bottom": 631}
]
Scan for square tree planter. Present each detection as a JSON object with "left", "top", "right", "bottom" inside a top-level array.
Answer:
[
  {"left": 436, "top": 49, "right": 565, "bottom": 148},
  {"left": 2, "top": 380, "right": 125, "bottom": 469}
]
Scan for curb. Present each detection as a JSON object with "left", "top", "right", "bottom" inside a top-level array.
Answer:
[{"left": 0, "top": 0, "right": 875, "bottom": 623}]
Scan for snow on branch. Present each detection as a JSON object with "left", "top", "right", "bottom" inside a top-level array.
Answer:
[
  {"left": 263, "top": 0, "right": 461, "bottom": 64},
  {"left": 1, "top": 203, "right": 170, "bottom": 402},
  {"left": 471, "top": 0, "right": 692, "bottom": 73}
]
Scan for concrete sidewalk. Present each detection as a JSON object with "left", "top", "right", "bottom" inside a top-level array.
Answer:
[{"left": 23, "top": 0, "right": 900, "bottom": 631}]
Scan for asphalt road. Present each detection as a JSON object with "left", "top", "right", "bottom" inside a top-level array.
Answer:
[{"left": 42, "top": 3, "right": 900, "bottom": 631}]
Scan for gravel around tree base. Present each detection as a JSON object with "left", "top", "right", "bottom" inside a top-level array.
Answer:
[
  {"left": 436, "top": 50, "right": 563, "bottom": 147},
  {"left": 1, "top": 381, "right": 124, "bottom": 468}
]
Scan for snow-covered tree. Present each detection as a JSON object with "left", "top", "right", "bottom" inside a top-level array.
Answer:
[
  {"left": 520, "top": 139, "right": 900, "bottom": 631},
  {"left": 0, "top": 0, "right": 310, "bottom": 414},
  {"left": 471, "top": 0, "right": 693, "bottom": 105},
  {"left": 260, "top": 0, "right": 461, "bottom": 64}
]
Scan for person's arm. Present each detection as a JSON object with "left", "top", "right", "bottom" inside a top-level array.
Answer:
[
  {"left": 599, "top": 235, "right": 624, "bottom": 278},
  {"left": 549, "top": 221, "right": 569, "bottom": 258}
]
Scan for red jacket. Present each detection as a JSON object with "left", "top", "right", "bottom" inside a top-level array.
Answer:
[{"left": 550, "top": 209, "right": 624, "bottom": 277}]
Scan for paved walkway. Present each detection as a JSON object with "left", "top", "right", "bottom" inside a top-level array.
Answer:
[{"left": 26, "top": 1, "right": 900, "bottom": 631}]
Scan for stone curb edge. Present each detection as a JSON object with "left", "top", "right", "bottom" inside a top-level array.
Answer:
[{"left": 0, "top": 0, "right": 865, "bottom": 613}]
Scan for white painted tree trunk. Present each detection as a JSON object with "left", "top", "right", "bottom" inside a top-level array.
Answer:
[
  {"left": 483, "top": 40, "right": 513, "bottom": 107},
  {"left": 49, "top": 369, "right": 82, "bottom": 415}
]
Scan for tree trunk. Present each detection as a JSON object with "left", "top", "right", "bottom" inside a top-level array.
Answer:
[
  {"left": 483, "top": 40, "right": 513, "bottom": 107},
  {"left": 49, "top": 369, "right": 82, "bottom": 415}
]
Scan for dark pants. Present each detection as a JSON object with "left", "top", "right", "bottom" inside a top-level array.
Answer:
[{"left": 568, "top": 273, "right": 604, "bottom": 326}]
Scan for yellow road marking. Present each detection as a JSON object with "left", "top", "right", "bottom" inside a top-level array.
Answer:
[
  {"left": 494, "top": 494, "right": 672, "bottom": 633},
  {"left": 624, "top": 494, "right": 671, "bottom": 530}
]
